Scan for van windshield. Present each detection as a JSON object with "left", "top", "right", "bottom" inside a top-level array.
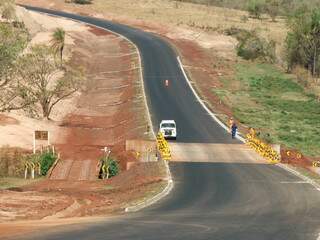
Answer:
[{"left": 161, "top": 123, "right": 175, "bottom": 128}]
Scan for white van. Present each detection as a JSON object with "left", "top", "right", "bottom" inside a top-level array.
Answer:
[{"left": 159, "top": 120, "right": 177, "bottom": 140}]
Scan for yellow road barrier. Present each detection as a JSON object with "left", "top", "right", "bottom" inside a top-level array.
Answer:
[
  {"left": 246, "top": 130, "right": 280, "bottom": 164},
  {"left": 313, "top": 161, "right": 320, "bottom": 168},
  {"left": 157, "top": 132, "right": 171, "bottom": 161}
]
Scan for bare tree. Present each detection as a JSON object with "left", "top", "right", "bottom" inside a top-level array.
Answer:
[{"left": 15, "top": 45, "right": 83, "bottom": 119}]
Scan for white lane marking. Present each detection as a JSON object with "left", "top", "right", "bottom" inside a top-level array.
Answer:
[
  {"left": 277, "top": 163, "right": 320, "bottom": 192},
  {"left": 125, "top": 160, "right": 174, "bottom": 212},
  {"left": 177, "top": 56, "right": 245, "bottom": 142},
  {"left": 280, "top": 181, "right": 308, "bottom": 184}
]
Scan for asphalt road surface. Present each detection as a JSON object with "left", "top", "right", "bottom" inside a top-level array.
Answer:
[{"left": 17, "top": 6, "right": 320, "bottom": 240}]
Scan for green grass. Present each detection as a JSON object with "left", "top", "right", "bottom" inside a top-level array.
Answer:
[
  {"left": 0, "top": 177, "right": 43, "bottom": 190},
  {"left": 214, "top": 62, "right": 320, "bottom": 156}
]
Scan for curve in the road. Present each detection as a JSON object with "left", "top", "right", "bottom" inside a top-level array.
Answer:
[
  {"left": 16, "top": 6, "right": 320, "bottom": 240},
  {"left": 21, "top": 4, "right": 235, "bottom": 144}
]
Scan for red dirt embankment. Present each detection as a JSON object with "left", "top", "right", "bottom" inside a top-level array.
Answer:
[
  {"left": 50, "top": 27, "right": 145, "bottom": 181},
  {"left": 25, "top": 24, "right": 161, "bottom": 205}
]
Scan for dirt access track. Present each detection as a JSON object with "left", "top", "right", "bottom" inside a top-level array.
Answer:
[{"left": 0, "top": 7, "right": 166, "bottom": 234}]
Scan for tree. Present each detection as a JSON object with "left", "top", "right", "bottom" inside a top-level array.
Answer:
[
  {"left": 51, "top": 28, "right": 65, "bottom": 66},
  {"left": 15, "top": 45, "right": 83, "bottom": 119},
  {"left": 285, "top": 7, "right": 320, "bottom": 76},
  {"left": 247, "top": 0, "right": 265, "bottom": 19},
  {"left": 0, "top": 23, "right": 28, "bottom": 112}
]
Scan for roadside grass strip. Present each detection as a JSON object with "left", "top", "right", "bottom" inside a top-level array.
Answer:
[{"left": 215, "top": 63, "right": 320, "bottom": 157}]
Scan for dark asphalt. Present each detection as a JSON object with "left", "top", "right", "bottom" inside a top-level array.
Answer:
[{"left": 17, "top": 6, "right": 320, "bottom": 240}]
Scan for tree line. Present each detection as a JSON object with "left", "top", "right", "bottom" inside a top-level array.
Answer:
[
  {"left": 247, "top": 2, "right": 320, "bottom": 77},
  {"left": 218, "top": 0, "right": 320, "bottom": 77}
]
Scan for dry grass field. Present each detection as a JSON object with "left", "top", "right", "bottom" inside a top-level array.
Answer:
[{"left": 93, "top": 0, "right": 286, "bottom": 45}]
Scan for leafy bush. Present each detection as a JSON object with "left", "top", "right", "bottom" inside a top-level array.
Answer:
[
  {"left": 235, "top": 30, "right": 275, "bottom": 63},
  {"left": 99, "top": 157, "right": 120, "bottom": 179},
  {"left": 39, "top": 151, "right": 57, "bottom": 176},
  {"left": 107, "top": 158, "right": 120, "bottom": 177}
]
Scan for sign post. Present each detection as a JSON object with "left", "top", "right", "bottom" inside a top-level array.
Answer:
[{"left": 33, "top": 130, "right": 49, "bottom": 154}]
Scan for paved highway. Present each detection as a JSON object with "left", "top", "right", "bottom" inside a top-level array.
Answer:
[{"left": 18, "top": 6, "right": 320, "bottom": 240}]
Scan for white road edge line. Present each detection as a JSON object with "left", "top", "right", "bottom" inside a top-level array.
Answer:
[
  {"left": 125, "top": 160, "right": 173, "bottom": 212},
  {"left": 177, "top": 56, "right": 320, "bottom": 192},
  {"left": 21, "top": 6, "right": 174, "bottom": 211},
  {"left": 177, "top": 56, "right": 245, "bottom": 142}
]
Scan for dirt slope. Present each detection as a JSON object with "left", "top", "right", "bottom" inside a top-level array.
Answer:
[{"left": 50, "top": 28, "right": 146, "bottom": 181}]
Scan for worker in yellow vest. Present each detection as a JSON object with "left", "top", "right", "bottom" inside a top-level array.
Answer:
[{"left": 229, "top": 117, "right": 234, "bottom": 133}]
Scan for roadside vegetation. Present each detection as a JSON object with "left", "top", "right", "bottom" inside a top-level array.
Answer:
[
  {"left": 216, "top": 63, "right": 320, "bottom": 156},
  {"left": 15, "top": 45, "right": 83, "bottom": 119},
  {"left": 0, "top": 147, "right": 26, "bottom": 177},
  {"left": 216, "top": 6, "right": 320, "bottom": 157},
  {"left": 0, "top": 145, "right": 57, "bottom": 189},
  {"left": 0, "top": 3, "right": 82, "bottom": 186},
  {"left": 0, "top": 3, "right": 83, "bottom": 119},
  {"left": 99, "top": 156, "right": 120, "bottom": 179}
]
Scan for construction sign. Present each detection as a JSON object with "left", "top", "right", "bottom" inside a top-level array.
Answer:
[
  {"left": 33, "top": 130, "right": 50, "bottom": 154},
  {"left": 35, "top": 131, "right": 49, "bottom": 141}
]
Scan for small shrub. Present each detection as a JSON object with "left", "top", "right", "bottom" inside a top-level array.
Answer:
[
  {"left": 39, "top": 151, "right": 57, "bottom": 176},
  {"left": 235, "top": 30, "right": 275, "bottom": 63},
  {"left": 0, "top": 147, "right": 26, "bottom": 177},
  {"left": 99, "top": 157, "right": 120, "bottom": 179},
  {"left": 107, "top": 158, "right": 120, "bottom": 177},
  {"left": 72, "top": 0, "right": 92, "bottom": 4},
  {"left": 225, "top": 27, "right": 247, "bottom": 37}
]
